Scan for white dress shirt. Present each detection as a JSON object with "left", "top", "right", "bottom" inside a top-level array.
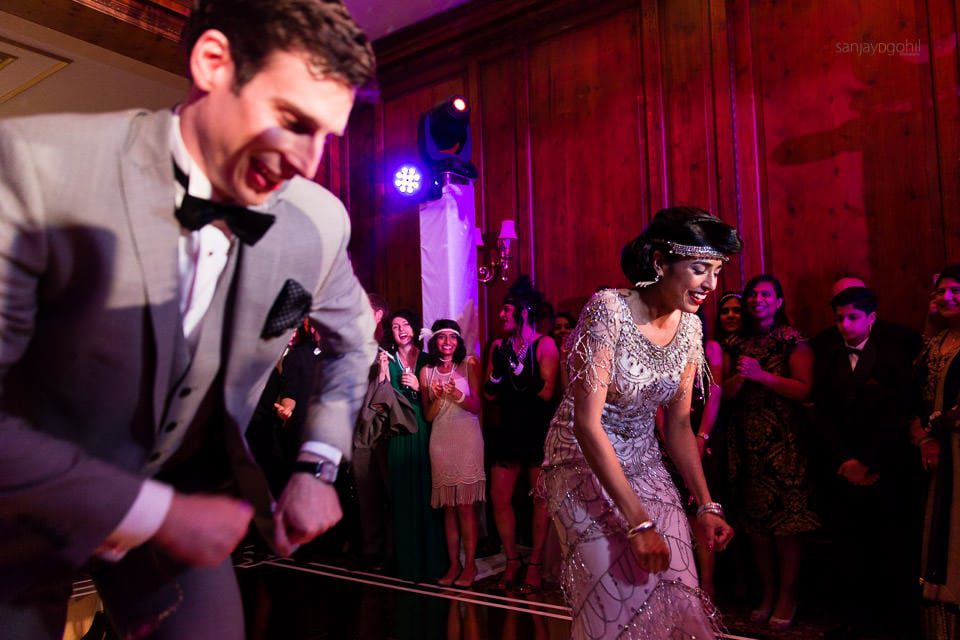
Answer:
[
  {"left": 99, "top": 114, "right": 341, "bottom": 559},
  {"left": 845, "top": 336, "right": 870, "bottom": 370}
]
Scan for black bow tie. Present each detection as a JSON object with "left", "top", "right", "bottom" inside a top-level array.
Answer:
[
  {"left": 845, "top": 346, "right": 863, "bottom": 356},
  {"left": 173, "top": 164, "right": 275, "bottom": 246}
]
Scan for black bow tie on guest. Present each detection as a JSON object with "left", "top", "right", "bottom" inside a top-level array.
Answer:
[
  {"left": 173, "top": 163, "right": 275, "bottom": 246},
  {"left": 845, "top": 346, "right": 863, "bottom": 356}
]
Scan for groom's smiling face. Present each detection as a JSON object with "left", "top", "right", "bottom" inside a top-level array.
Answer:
[{"left": 188, "top": 32, "right": 355, "bottom": 206}]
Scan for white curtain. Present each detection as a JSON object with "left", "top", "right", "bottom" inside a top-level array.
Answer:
[{"left": 419, "top": 182, "right": 481, "bottom": 359}]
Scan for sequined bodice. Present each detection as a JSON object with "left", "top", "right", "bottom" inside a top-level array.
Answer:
[{"left": 544, "top": 289, "right": 703, "bottom": 467}]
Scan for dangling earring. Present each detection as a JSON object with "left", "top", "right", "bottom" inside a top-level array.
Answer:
[{"left": 635, "top": 272, "right": 662, "bottom": 288}]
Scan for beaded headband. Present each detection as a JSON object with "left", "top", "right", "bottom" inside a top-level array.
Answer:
[{"left": 652, "top": 239, "right": 730, "bottom": 262}]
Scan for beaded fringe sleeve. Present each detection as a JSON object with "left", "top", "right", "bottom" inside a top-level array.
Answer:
[{"left": 565, "top": 291, "right": 623, "bottom": 396}]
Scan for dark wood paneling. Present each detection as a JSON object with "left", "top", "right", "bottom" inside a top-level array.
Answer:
[
  {"left": 927, "top": 0, "right": 960, "bottom": 260},
  {"left": 344, "top": 0, "right": 956, "bottom": 342},
  {"left": 378, "top": 76, "right": 467, "bottom": 313},
  {"left": 527, "top": 9, "right": 646, "bottom": 306},
  {"left": 346, "top": 102, "right": 379, "bottom": 290},
  {"left": 751, "top": 0, "right": 944, "bottom": 331},
  {"left": 7, "top": 0, "right": 185, "bottom": 74},
  {"left": 477, "top": 53, "right": 522, "bottom": 334}
]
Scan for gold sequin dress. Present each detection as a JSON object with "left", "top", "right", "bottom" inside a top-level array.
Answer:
[{"left": 543, "top": 290, "right": 721, "bottom": 640}]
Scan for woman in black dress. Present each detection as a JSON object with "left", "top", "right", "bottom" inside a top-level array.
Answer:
[{"left": 483, "top": 276, "right": 560, "bottom": 591}]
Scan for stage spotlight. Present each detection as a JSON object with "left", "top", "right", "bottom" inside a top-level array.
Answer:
[
  {"left": 393, "top": 164, "right": 423, "bottom": 196},
  {"left": 419, "top": 95, "right": 478, "bottom": 181}
]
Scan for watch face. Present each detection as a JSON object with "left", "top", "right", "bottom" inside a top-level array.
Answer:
[
  {"left": 315, "top": 461, "right": 338, "bottom": 483},
  {"left": 295, "top": 460, "right": 338, "bottom": 483}
]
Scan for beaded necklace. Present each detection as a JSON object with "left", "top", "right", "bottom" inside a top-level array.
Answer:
[{"left": 434, "top": 358, "right": 456, "bottom": 383}]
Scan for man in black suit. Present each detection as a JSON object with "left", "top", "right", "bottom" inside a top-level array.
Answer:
[
  {"left": 812, "top": 276, "right": 920, "bottom": 355},
  {"left": 813, "top": 287, "right": 921, "bottom": 639}
]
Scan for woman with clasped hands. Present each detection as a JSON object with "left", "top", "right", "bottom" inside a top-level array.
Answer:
[{"left": 541, "top": 206, "right": 738, "bottom": 640}]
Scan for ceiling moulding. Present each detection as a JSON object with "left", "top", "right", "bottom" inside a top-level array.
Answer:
[
  {"left": 71, "top": 0, "right": 189, "bottom": 42},
  {"left": 372, "top": 0, "right": 636, "bottom": 90},
  {"left": 5, "top": 0, "right": 188, "bottom": 75},
  {"left": 0, "top": 36, "right": 71, "bottom": 104}
]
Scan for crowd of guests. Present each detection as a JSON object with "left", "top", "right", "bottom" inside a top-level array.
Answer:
[{"left": 253, "top": 263, "right": 959, "bottom": 640}]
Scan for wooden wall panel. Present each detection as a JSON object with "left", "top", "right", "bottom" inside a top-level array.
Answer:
[
  {"left": 346, "top": 102, "right": 379, "bottom": 290},
  {"left": 378, "top": 76, "right": 467, "bottom": 313},
  {"left": 342, "top": 0, "right": 957, "bottom": 342},
  {"left": 660, "top": 0, "right": 718, "bottom": 210},
  {"left": 477, "top": 53, "right": 522, "bottom": 334},
  {"left": 527, "top": 9, "right": 646, "bottom": 309},
  {"left": 750, "top": 0, "right": 945, "bottom": 331},
  {"left": 927, "top": 0, "right": 960, "bottom": 260}
]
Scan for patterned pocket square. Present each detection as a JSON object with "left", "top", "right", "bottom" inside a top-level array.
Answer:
[{"left": 262, "top": 278, "right": 312, "bottom": 338}]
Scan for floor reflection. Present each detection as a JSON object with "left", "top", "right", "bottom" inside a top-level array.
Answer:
[{"left": 237, "top": 558, "right": 571, "bottom": 640}]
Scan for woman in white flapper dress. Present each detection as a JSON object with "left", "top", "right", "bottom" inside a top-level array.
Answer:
[{"left": 420, "top": 319, "right": 486, "bottom": 588}]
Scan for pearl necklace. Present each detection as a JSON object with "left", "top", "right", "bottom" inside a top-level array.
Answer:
[{"left": 435, "top": 359, "right": 456, "bottom": 382}]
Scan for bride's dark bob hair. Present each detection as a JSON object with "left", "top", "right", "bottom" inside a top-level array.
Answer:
[{"left": 621, "top": 206, "right": 742, "bottom": 284}]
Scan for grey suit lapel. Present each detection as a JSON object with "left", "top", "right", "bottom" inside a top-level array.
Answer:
[{"left": 119, "top": 110, "right": 182, "bottom": 432}]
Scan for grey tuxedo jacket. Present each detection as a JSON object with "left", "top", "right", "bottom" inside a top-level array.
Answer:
[{"left": 0, "top": 109, "right": 376, "bottom": 596}]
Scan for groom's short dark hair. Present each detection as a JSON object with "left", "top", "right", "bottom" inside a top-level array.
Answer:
[{"left": 182, "top": 0, "right": 376, "bottom": 91}]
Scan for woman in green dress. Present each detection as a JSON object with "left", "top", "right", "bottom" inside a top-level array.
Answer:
[{"left": 377, "top": 310, "right": 448, "bottom": 581}]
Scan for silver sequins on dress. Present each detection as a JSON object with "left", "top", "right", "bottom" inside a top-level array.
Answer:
[{"left": 542, "top": 290, "right": 722, "bottom": 640}]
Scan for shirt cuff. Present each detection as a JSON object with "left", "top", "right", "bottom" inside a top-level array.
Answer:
[
  {"left": 96, "top": 479, "right": 174, "bottom": 562},
  {"left": 299, "top": 441, "right": 343, "bottom": 465}
]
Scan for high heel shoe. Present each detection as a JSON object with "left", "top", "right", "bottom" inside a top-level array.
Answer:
[
  {"left": 768, "top": 606, "right": 797, "bottom": 631},
  {"left": 497, "top": 556, "right": 523, "bottom": 590},
  {"left": 517, "top": 562, "right": 543, "bottom": 594},
  {"left": 453, "top": 565, "right": 477, "bottom": 588}
]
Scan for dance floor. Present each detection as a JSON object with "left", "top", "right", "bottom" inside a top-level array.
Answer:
[
  {"left": 67, "top": 545, "right": 834, "bottom": 639},
  {"left": 232, "top": 548, "right": 832, "bottom": 640}
]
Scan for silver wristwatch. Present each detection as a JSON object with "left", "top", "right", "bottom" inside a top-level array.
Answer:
[{"left": 292, "top": 459, "right": 339, "bottom": 484}]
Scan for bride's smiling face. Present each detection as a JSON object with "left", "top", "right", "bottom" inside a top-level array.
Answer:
[{"left": 658, "top": 257, "right": 724, "bottom": 314}]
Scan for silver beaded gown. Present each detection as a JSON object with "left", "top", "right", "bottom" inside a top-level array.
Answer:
[{"left": 542, "top": 290, "right": 722, "bottom": 640}]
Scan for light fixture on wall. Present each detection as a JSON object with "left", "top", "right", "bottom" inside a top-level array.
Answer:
[{"left": 476, "top": 220, "right": 518, "bottom": 284}]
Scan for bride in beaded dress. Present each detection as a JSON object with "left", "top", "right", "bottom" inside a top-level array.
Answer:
[{"left": 542, "top": 207, "right": 740, "bottom": 639}]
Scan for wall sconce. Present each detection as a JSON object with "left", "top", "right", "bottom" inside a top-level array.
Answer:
[{"left": 477, "top": 220, "right": 518, "bottom": 284}]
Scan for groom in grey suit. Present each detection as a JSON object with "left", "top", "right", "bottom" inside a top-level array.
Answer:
[{"left": 0, "top": 0, "right": 377, "bottom": 637}]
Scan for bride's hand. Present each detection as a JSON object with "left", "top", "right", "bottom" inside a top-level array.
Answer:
[
  {"left": 693, "top": 513, "right": 733, "bottom": 552},
  {"left": 628, "top": 529, "right": 670, "bottom": 574}
]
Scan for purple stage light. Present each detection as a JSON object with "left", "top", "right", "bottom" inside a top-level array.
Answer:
[{"left": 394, "top": 164, "right": 423, "bottom": 196}]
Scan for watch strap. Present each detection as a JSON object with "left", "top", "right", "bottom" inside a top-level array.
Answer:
[{"left": 292, "top": 459, "right": 338, "bottom": 483}]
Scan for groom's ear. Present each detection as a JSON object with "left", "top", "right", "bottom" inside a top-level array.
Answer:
[{"left": 189, "top": 29, "right": 235, "bottom": 93}]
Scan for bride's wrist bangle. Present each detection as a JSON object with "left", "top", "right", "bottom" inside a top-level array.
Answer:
[
  {"left": 626, "top": 520, "right": 656, "bottom": 538},
  {"left": 696, "top": 502, "right": 725, "bottom": 519}
]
